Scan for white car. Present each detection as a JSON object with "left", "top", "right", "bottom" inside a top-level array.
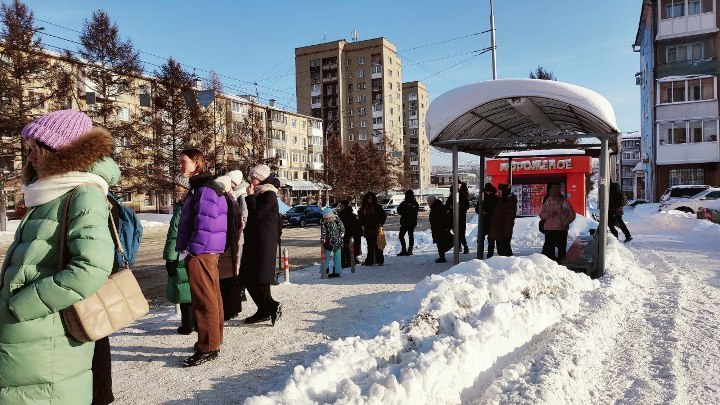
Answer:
[
  {"left": 383, "top": 204, "right": 399, "bottom": 216},
  {"left": 659, "top": 185, "right": 720, "bottom": 214},
  {"left": 697, "top": 197, "right": 720, "bottom": 224}
]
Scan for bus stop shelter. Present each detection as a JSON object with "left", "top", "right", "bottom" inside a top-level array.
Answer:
[{"left": 426, "top": 79, "right": 620, "bottom": 277}]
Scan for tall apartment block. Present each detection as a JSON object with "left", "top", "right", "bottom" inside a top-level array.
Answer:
[
  {"left": 634, "top": 0, "right": 720, "bottom": 201},
  {"left": 402, "top": 81, "right": 431, "bottom": 189},
  {"left": 295, "top": 37, "right": 405, "bottom": 159}
]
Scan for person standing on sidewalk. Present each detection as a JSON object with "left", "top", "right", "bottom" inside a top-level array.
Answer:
[
  {"left": 320, "top": 207, "right": 345, "bottom": 277},
  {"left": 239, "top": 164, "right": 283, "bottom": 325},
  {"left": 397, "top": 189, "right": 419, "bottom": 256},
  {"left": 609, "top": 182, "right": 633, "bottom": 242},
  {"left": 428, "top": 195, "right": 452, "bottom": 263},
  {"left": 489, "top": 184, "right": 518, "bottom": 257},
  {"left": 176, "top": 149, "right": 228, "bottom": 367},
  {"left": 358, "top": 192, "right": 387, "bottom": 266},
  {"left": 164, "top": 175, "right": 194, "bottom": 334},
  {"left": 0, "top": 110, "right": 118, "bottom": 404},
  {"left": 539, "top": 184, "right": 577, "bottom": 264},
  {"left": 337, "top": 200, "right": 362, "bottom": 266},
  {"left": 476, "top": 183, "right": 498, "bottom": 258}
]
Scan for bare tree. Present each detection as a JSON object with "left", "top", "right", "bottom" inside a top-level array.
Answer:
[{"left": 227, "top": 103, "right": 276, "bottom": 174}]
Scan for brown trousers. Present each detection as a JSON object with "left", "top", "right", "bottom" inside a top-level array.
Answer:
[{"left": 186, "top": 253, "right": 224, "bottom": 352}]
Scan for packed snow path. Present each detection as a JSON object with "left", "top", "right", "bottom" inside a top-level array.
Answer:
[{"left": 108, "top": 207, "right": 720, "bottom": 404}]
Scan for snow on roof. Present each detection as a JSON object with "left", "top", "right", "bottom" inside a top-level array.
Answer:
[
  {"left": 498, "top": 149, "right": 586, "bottom": 157},
  {"left": 426, "top": 79, "right": 620, "bottom": 156}
]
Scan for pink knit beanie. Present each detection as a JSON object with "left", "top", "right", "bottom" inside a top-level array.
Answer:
[{"left": 21, "top": 109, "right": 93, "bottom": 150}]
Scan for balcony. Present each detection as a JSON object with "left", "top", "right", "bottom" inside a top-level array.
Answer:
[
  {"left": 372, "top": 86, "right": 382, "bottom": 92},
  {"left": 322, "top": 76, "right": 338, "bottom": 83},
  {"left": 310, "top": 88, "right": 321, "bottom": 97},
  {"left": 410, "top": 159, "right": 419, "bottom": 166},
  {"left": 372, "top": 135, "right": 383, "bottom": 144},
  {"left": 657, "top": 141, "right": 720, "bottom": 164},
  {"left": 322, "top": 63, "right": 338, "bottom": 70},
  {"left": 309, "top": 162, "right": 323, "bottom": 170},
  {"left": 408, "top": 94, "right": 418, "bottom": 101},
  {"left": 372, "top": 122, "right": 383, "bottom": 130},
  {"left": 656, "top": 58, "right": 717, "bottom": 78},
  {"left": 371, "top": 66, "right": 382, "bottom": 79},
  {"left": 657, "top": 11, "right": 718, "bottom": 41},
  {"left": 311, "top": 101, "right": 321, "bottom": 109}
]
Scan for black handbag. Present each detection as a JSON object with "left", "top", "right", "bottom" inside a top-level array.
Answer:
[{"left": 538, "top": 219, "right": 546, "bottom": 234}]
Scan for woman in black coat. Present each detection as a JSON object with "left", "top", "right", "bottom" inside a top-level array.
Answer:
[
  {"left": 358, "top": 192, "right": 387, "bottom": 266},
  {"left": 239, "top": 165, "right": 282, "bottom": 325},
  {"left": 428, "top": 195, "right": 452, "bottom": 263}
]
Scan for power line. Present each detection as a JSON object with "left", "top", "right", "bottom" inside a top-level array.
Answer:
[{"left": 397, "top": 30, "right": 491, "bottom": 52}]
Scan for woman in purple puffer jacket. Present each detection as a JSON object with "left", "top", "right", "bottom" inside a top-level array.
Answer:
[{"left": 175, "top": 149, "right": 228, "bottom": 367}]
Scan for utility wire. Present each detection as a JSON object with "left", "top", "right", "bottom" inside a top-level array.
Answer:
[{"left": 397, "top": 30, "right": 491, "bottom": 52}]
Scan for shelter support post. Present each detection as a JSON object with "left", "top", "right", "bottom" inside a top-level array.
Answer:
[
  {"left": 597, "top": 137, "right": 609, "bottom": 278},
  {"left": 477, "top": 156, "right": 486, "bottom": 259},
  {"left": 452, "top": 145, "right": 460, "bottom": 265},
  {"left": 507, "top": 157, "right": 513, "bottom": 186}
]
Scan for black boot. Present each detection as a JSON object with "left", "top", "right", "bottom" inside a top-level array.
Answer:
[
  {"left": 270, "top": 302, "right": 283, "bottom": 326},
  {"left": 182, "top": 349, "right": 219, "bottom": 367},
  {"left": 463, "top": 245, "right": 469, "bottom": 254},
  {"left": 244, "top": 311, "right": 271, "bottom": 324},
  {"left": 435, "top": 255, "right": 447, "bottom": 263},
  {"left": 177, "top": 304, "right": 195, "bottom": 335}
]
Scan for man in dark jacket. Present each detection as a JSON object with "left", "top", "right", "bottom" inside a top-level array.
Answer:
[
  {"left": 446, "top": 182, "right": 471, "bottom": 254},
  {"left": 358, "top": 192, "right": 387, "bottom": 265},
  {"left": 476, "top": 183, "right": 498, "bottom": 258},
  {"left": 428, "top": 195, "right": 452, "bottom": 263},
  {"left": 337, "top": 200, "right": 362, "bottom": 265},
  {"left": 240, "top": 164, "right": 282, "bottom": 326},
  {"left": 489, "top": 184, "right": 517, "bottom": 257},
  {"left": 397, "top": 189, "right": 419, "bottom": 256},
  {"left": 609, "top": 182, "right": 632, "bottom": 242}
]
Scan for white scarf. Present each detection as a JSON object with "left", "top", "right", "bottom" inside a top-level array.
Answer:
[{"left": 22, "top": 171, "right": 110, "bottom": 208}]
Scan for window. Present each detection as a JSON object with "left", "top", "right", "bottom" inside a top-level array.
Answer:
[
  {"left": 357, "top": 95, "right": 366, "bottom": 103},
  {"left": 231, "top": 101, "right": 244, "bottom": 113},
  {"left": 359, "top": 107, "right": 366, "bottom": 115},
  {"left": 372, "top": 65, "right": 382, "bottom": 74},
  {"left": 347, "top": 83, "right": 353, "bottom": 92},
  {"left": 350, "top": 121, "right": 354, "bottom": 129},
  {"left": 358, "top": 56, "right": 365, "bottom": 64},
  {"left": 357, "top": 82, "right": 367, "bottom": 90},
  {"left": 358, "top": 69, "right": 365, "bottom": 77},
  {"left": 660, "top": 77, "right": 715, "bottom": 103},
  {"left": 302, "top": 121, "right": 306, "bottom": 130},
  {"left": 389, "top": 82, "right": 392, "bottom": 90},
  {"left": 346, "top": 58, "right": 351, "bottom": 66},
  {"left": 666, "top": 42, "right": 703, "bottom": 63},
  {"left": 310, "top": 59, "right": 321, "bottom": 68},
  {"left": 360, "top": 119, "right": 367, "bottom": 128},
  {"left": 116, "top": 106, "right": 130, "bottom": 121},
  {"left": 359, "top": 132, "right": 367, "bottom": 140},
  {"left": 311, "top": 83, "right": 320, "bottom": 92},
  {"left": 349, "top": 132, "right": 355, "bottom": 141},
  {"left": 373, "top": 117, "right": 383, "bottom": 125},
  {"left": 659, "top": 81, "right": 686, "bottom": 103},
  {"left": 663, "top": 0, "right": 685, "bottom": 19},
  {"left": 348, "top": 96, "right": 353, "bottom": 104},
  {"left": 291, "top": 118, "right": 297, "bottom": 128},
  {"left": 669, "top": 168, "right": 704, "bottom": 186},
  {"left": 311, "top": 96, "right": 321, "bottom": 104},
  {"left": 293, "top": 136, "right": 298, "bottom": 144},
  {"left": 688, "top": 0, "right": 713, "bottom": 14},
  {"left": 388, "top": 69, "right": 393, "bottom": 77},
  {"left": 388, "top": 56, "right": 392, "bottom": 64}
]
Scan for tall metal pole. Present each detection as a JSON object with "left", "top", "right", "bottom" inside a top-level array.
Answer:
[
  {"left": 476, "top": 155, "right": 485, "bottom": 259},
  {"left": 597, "top": 138, "right": 609, "bottom": 278},
  {"left": 490, "top": 0, "right": 498, "bottom": 80},
  {"left": 452, "top": 145, "right": 460, "bottom": 265}
]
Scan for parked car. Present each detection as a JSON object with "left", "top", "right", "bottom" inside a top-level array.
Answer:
[
  {"left": 697, "top": 197, "right": 720, "bottom": 224},
  {"left": 418, "top": 203, "right": 430, "bottom": 212},
  {"left": 659, "top": 185, "right": 720, "bottom": 213},
  {"left": 627, "top": 198, "right": 649, "bottom": 207},
  {"left": 383, "top": 204, "right": 399, "bottom": 216},
  {"left": 281, "top": 204, "right": 323, "bottom": 227}
]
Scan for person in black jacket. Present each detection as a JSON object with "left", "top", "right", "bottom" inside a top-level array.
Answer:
[
  {"left": 240, "top": 164, "right": 282, "bottom": 325},
  {"left": 397, "top": 189, "right": 419, "bottom": 256},
  {"left": 337, "top": 200, "right": 362, "bottom": 265},
  {"left": 446, "top": 182, "right": 471, "bottom": 254},
  {"left": 475, "top": 183, "right": 498, "bottom": 259},
  {"left": 428, "top": 195, "right": 452, "bottom": 263},
  {"left": 358, "top": 192, "right": 387, "bottom": 266},
  {"left": 609, "top": 182, "right": 632, "bottom": 242}
]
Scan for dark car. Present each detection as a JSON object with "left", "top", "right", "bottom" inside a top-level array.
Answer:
[{"left": 281, "top": 204, "right": 323, "bottom": 227}]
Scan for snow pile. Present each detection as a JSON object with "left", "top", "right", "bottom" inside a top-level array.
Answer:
[
  {"left": 246, "top": 254, "right": 601, "bottom": 404},
  {"left": 136, "top": 213, "right": 171, "bottom": 229}
]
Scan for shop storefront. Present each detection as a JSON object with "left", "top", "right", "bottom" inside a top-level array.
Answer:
[{"left": 486, "top": 156, "right": 592, "bottom": 216}]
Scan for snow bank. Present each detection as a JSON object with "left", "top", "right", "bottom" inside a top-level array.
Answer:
[{"left": 246, "top": 253, "right": 601, "bottom": 404}]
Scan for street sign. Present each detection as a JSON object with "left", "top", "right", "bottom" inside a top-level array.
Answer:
[{"left": 198, "top": 90, "right": 215, "bottom": 108}]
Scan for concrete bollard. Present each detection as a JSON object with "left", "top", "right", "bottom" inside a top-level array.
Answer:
[
  {"left": 321, "top": 245, "right": 327, "bottom": 279},
  {"left": 283, "top": 248, "right": 290, "bottom": 283},
  {"left": 350, "top": 237, "right": 356, "bottom": 273}
]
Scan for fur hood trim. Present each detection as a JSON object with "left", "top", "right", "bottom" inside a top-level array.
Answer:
[
  {"left": 23, "top": 127, "right": 114, "bottom": 184},
  {"left": 254, "top": 183, "right": 278, "bottom": 195}
]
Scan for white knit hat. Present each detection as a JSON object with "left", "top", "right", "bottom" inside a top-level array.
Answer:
[
  {"left": 214, "top": 176, "right": 232, "bottom": 193},
  {"left": 226, "top": 170, "right": 244, "bottom": 186},
  {"left": 249, "top": 164, "right": 271, "bottom": 181}
]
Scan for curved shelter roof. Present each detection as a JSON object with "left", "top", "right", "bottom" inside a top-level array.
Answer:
[{"left": 426, "top": 79, "right": 620, "bottom": 156}]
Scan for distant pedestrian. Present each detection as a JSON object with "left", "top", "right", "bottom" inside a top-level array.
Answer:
[
  {"left": 214, "top": 173, "right": 245, "bottom": 321},
  {"left": 239, "top": 164, "right": 283, "bottom": 326},
  {"left": 476, "top": 183, "right": 498, "bottom": 258},
  {"left": 358, "top": 192, "right": 387, "bottom": 266},
  {"left": 609, "top": 182, "right": 632, "bottom": 242},
  {"left": 337, "top": 200, "right": 362, "bottom": 266},
  {"left": 0, "top": 110, "right": 119, "bottom": 404},
  {"left": 539, "top": 184, "right": 577, "bottom": 263},
  {"left": 489, "top": 184, "right": 518, "bottom": 256},
  {"left": 428, "top": 195, "right": 452, "bottom": 263},
  {"left": 164, "top": 175, "right": 194, "bottom": 334},
  {"left": 321, "top": 207, "right": 345, "bottom": 277},
  {"left": 176, "top": 149, "right": 228, "bottom": 367},
  {"left": 397, "top": 189, "right": 419, "bottom": 256}
]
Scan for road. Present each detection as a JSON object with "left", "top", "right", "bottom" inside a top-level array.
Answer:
[{"left": 0, "top": 212, "right": 434, "bottom": 307}]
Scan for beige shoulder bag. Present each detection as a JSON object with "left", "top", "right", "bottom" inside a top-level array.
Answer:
[{"left": 59, "top": 188, "right": 149, "bottom": 342}]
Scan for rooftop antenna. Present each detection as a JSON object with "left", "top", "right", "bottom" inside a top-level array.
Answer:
[{"left": 352, "top": 29, "right": 358, "bottom": 42}]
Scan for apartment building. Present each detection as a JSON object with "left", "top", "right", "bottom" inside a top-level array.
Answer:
[
  {"left": 402, "top": 81, "right": 431, "bottom": 189},
  {"left": 618, "top": 132, "right": 642, "bottom": 199},
  {"left": 295, "top": 37, "right": 405, "bottom": 163},
  {"left": 634, "top": 0, "right": 720, "bottom": 201}
]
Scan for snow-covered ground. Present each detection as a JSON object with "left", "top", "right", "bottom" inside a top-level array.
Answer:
[{"left": 102, "top": 205, "right": 719, "bottom": 404}]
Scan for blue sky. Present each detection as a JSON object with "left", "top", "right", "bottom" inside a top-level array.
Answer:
[{"left": 21, "top": 0, "right": 642, "bottom": 165}]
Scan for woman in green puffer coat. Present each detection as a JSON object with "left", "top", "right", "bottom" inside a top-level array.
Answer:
[
  {"left": 0, "top": 110, "right": 118, "bottom": 405},
  {"left": 164, "top": 176, "right": 193, "bottom": 334}
]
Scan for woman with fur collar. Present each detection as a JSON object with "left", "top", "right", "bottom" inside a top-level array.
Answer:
[
  {"left": 239, "top": 164, "right": 282, "bottom": 325},
  {"left": 175, "top": 149, "right": 228, "bottom": 367},
  {"left": 0, "top": 110, "right": 119, "bottom": 404}
]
